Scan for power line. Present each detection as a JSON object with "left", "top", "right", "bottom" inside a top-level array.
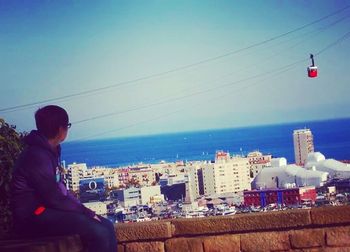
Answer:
[
  {"left": 315, "top": 30, "right": 350, "bottom": 56},
  {"left": 72, "top": 59, "right": 305, "bottom": 125},
  {"left": 71, "top": 15, "right": 350, "bottom": 125},
  {"left": 70, "top": 29, "right": 350, "bottom": 141},
  {"left": 71, "top": 63, "right": 299, "bottom": 142},
  {"left": 72, "top": 59, "right": 304, "bottom": 140},
  {"left": 1, "top": 5, "right": 349, "bottom": 113}
]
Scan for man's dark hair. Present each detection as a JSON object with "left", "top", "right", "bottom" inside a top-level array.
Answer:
[{"left": 35, "top": 105, "right": 69, "bottom": 139}]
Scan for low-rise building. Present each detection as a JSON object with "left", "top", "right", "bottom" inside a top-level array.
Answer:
[
  {"left": 244, "top": 186, "right": 316, "bottom": 207},
  {"left": 159, "top": 173, "right": 188, "bottom": 187},
  {"left": 140, "top": 185, "right": 163, "bottom": 205},
  {"left": 115, "top": 185, "right": 163, "bottom": 207},
  {"left": 104, "top": 173, "right": 120, "bottom": 189},
  {"left": 160, "top": 183, "right": 186, "bottom": 201},
  {"left": 128, "top": 168, "right": 156, "bottom": 187},
  {"left": 252, "top": 157, "right": 328, "bottom": 189},
  {"left": 305, "top": 152, "right": 350, "bottom": 179},
  {"left": 79, "top": 177, "right": 106, "bottom": 203},
  {"left": 83, "top": 201, "right": 107, "bottom": 215},
  {"left": 247, "top": 151, "right": 271, "bottom": 179},
  {"left": 115, "top": 187, "right": 140, "bottom": 208}
]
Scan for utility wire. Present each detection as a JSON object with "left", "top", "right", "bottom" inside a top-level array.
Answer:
[
  {"left": 72, "top": 15, "right": 350, "bottom": 125},
  {"left": 70, "top": 29, "right": 350, "bottom": 141},
  {"left": 315, "top": 30, "right": 350, "bottom": 56},
  {"left": 72, "top": 59, "right": 306, "bottom": 125},
  {"left": 72, "top": 64, "right": 299, "bottom": 141},
  {"left": 1, "top": 5, "right": 349, "bottom": 113}
]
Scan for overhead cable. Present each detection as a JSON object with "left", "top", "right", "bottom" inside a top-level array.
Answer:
[{"left": 1, "top": 5, "right": 349, "bottom": 113}]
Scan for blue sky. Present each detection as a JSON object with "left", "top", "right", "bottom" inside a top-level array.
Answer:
[{"left": 1, "top": 0, "right": 350, "bottom": 141}]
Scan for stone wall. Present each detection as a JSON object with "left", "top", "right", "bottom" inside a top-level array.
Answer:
[{"left": 115, "top": 205, "right": 350, "bottom": 252}]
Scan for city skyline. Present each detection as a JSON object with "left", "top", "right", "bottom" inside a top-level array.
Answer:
[{"left": 1, "top": 1, "right": 350, "bottom": 141}]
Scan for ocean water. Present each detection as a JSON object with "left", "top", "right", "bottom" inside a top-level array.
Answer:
[{"left": 61, "top": 118, "right": 350, "bottom": 167}]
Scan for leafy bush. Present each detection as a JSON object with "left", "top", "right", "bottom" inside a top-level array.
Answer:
[{"left": 0, "top": 119, "right": 25, "bottom": 239}]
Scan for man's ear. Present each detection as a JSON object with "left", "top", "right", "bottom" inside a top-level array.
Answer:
[
  {"left": 57, "top": 126, "right": 67, "bottom": 140},
  {"left": 57, "top": 126, "right": 64, "bottom": 135}
]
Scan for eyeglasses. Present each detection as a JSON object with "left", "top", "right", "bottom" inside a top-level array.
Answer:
[{"left": 67, "top": 123, "right": 72, "bottom": 129}]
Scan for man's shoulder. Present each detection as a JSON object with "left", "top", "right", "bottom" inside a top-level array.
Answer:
[{"left": 20, "top": 145, "right": 52, "bottom": 163}]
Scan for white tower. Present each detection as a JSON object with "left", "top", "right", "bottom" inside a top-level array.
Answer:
[{"left": 293, "top": 129, "right": 314, "bottom": 166}]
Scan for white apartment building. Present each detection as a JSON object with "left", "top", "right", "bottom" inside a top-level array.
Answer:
[
  {"left": 293, "top": 129, "right": 314, "bottom": 166},
  {"left": 247, "top": 151, "right": 271, "bottom": 179},
  {"left": 185, "top": 162, "right": 206, "bottom": 199},
  {"left": 128, "top": 168, "right": 156, "bottom": 187},
  {"left": 116, "top": 185, "right": 164, "bottom": 207},
  {"left": 67, "top": 163, "right": 121, "bottom": 191},
  {"left": 104, "top": 173, "right": 121, "bottom": 189},
  {"left": 151, "top": 162, "right": 186, "bottom": 175},
  {"left": 140, "top": 185, "right": 163, "bottom": 205},
  {"left": 66, "top": 163, "right": 88, "bottom": 192},
  {"left": 159, "top": 173, "right": 188, "bottom": 186},
  {"left": 202, "top": 152, "right": 251, "bottom": 195},
  {"left": 116, "top": 187, "right": 140, "bottom": 208}
]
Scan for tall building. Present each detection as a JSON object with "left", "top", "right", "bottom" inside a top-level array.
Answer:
[
  {"left": 293, "top": 129, "right": 314, "bottom": 166},
  {"left": 185, "top": 162, "right": 205, "bottom": 199},
  {"left": 202, "top": 151, "right": 251, "bottom": 196},
  {"left": 66, "top": 163, "right": 88, "bottom": 192}
]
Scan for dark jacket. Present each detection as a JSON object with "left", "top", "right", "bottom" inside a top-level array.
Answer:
[{"left": 11, "top": 130, "right": 95, "bottom": 221}]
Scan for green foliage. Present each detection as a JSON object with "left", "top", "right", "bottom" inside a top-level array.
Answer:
[{"left": 0, "top": 118, "right": 26, "bottom": 239}]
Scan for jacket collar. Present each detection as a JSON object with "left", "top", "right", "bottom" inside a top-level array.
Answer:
[{"left": 24, "top": 130, "right": 60, "bottom": 157}]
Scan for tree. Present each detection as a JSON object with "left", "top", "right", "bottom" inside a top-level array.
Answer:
[{"left": 0, "top": 119, "right": 26, "bottom": 238}]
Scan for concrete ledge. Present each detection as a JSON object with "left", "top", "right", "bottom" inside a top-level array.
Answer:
[
  {"left": 116, "top": 221, "right": 173, "bottom": 242},
  {"left": 163, "top": 226, "right": 350, "bottom": 252},
  {"left": 114, "top": 206, "right": 350, "bottom": 244},
  {"left": 171, "top": 209, "right": 311, "bottom": 236},
  {"left": 3, "top": 206, "right": 350, "bottom": 251}
]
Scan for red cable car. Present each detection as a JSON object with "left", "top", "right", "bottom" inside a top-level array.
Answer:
[{"left": 307, "top": 54, "right": 318, "bottom": 78}]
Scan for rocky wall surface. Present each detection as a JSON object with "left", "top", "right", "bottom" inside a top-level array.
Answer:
[
  {"left": 116, "top": 205, "right": 350, "bottom": 252},
  {"left": 2, "top": 206, "right": 350, "bottom": 251}
]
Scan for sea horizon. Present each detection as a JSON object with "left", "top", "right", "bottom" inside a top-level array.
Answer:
[
  {"left": 68, "top": 116, "right": 350, "bottom": 143},
  {"left": 62, "top": 117, "right": 350, "bottom": 168}
]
